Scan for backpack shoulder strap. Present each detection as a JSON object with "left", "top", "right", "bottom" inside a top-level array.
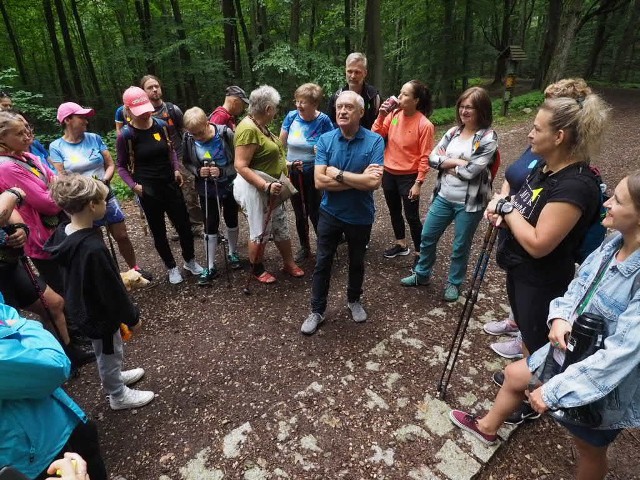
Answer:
[{"left": 121, "top": 125, "right": 136, "bottom": 174}]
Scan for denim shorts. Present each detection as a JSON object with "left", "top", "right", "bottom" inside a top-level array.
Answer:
[
  {"left": 559, "top": 421, "right": 622, "bottom": 448},
  {"left": 94, "top": 196, "right": 126, "bottom": 227}
]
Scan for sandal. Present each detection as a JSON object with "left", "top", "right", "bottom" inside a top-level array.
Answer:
[
  {"left": 281, "top": 264, "right": 305, "bottom": 278},
  {"left": 254, "top": 271, "right": 276, "bottom": 284}
]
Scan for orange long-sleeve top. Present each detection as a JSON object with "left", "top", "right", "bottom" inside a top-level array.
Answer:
[{"left": 372, "top": 109, "right": 435, "bottom": 183}]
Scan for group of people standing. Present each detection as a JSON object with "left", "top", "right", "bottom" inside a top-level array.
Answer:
[{"left": 2, "top": 52, "right": 640, "bottom": 480}]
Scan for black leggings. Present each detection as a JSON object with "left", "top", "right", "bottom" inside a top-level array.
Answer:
[
  {"left": 35, "top": 420, "right": 107, "bottom": 480},
  {"left": 199, "top": 193, "right": 238, "bottom": 235},
  {"left": 382, "top": 171, "right": 422, "bottom": 251},
  {"left": 138, "top": 182, "right": 194, "bottom": 268},
  {"left": 290, "top": 168, "right": 322, "bottom": 248}
]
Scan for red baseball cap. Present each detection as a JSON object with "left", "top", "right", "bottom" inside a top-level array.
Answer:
[
  {"left": 57, "top": 102, "right": 95, "bottom": 123},
  {"left": 123, "top": 86, "right": 154, "bottom": 117}
]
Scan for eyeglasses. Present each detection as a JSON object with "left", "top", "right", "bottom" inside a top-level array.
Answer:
[{"left": 459, "top": 105, "right": 476, "bottom": 112}]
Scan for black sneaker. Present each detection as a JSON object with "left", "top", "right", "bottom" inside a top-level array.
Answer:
[
  {"left": 384, "top": 244, "right": 411, "bottom": 258},
  {"left": 504, "top": 401, "right": 541, "bottom": 425},
  {"left": 492, "top": 370, "right": 505, "bottom": 388}
]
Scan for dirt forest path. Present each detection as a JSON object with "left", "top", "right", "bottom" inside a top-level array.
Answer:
[{"left": 67, "top": 87, "right": 640, "bottom": 480}]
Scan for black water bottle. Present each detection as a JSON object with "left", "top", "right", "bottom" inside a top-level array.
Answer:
[{"left": 549, "top": 313, "right": 607, "bottom": 427}]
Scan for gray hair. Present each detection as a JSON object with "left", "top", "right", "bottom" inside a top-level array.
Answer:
[
  {"left": 337, "top": 90, "right": 365, "bottom": 110},
  {"left": 248, "top": 85, "right": 281, "bottom": 116},
  {"left": 346, "top": 52, "right": 367, "bottom": 68}
]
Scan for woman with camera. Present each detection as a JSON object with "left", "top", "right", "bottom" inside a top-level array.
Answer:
[{"left": 450, "top": 169, "right": 640, "bottom": 480}]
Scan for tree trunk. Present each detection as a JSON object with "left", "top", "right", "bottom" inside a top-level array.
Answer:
[
  {"left": 344, "top": 0, "right": 351, "bottom": 55},
  {"left": 363, "top": 0, "right": 382, "bottom": 89},
  {"left": 43, "top": 0, "right": 73, "bottom": 99},
  {"left": 134, "top": 0, "right": 155, "bottom": 74},
  {"left": 221, "top": 0, "right": 238, "bottom": 76},
  {"left": 113, "top": 5, "right": 139, "bottom": 75},
  {"left": 492, "top": 0, "right": 514, "bottom": 86},
  {"left": 70, "top": 0, "right": 101, "bottom": 98},
  {"left": 544, "top": 0, "right": 583, "bottom": 86},
  {"left": 308, "top": 0, "right": 317, "bottom": 50},
  {"left": 609, "top": 0, "right": 640, "bottom": 83},
  {"left": 290, "top": 0, "right": 300, "bottom": 46},
  {"left": 169, "top": 0, "right": 197, "bottom": 105},
  {"left": 53, "top": 0, "right": 84, "bottom": 99},
  {"left": 532, "top": 0, "right": 561, "bottom": 89},
  {"left": 437, "top": 0, "right": 455, "bottom": 106},
  {"left": 583, "top": 8, "right": 609, "bottom": 79},
  {"left": 234, "top": 0, "right": 254, "bottom": 84},
  {"left": 461, "top": 0, "right": 473, "bottom": 91},
  {"left": 0, "top": 0, "right": 29, "bottom": 84}
]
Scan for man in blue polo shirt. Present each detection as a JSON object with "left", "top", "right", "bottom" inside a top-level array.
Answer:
[{"left": 301, "top": 90, "right": 384, "bottom": 335}]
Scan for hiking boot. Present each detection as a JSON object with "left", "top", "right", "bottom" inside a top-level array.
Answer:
[
  {"left": 449, "top": 410, "right": 498, "bottom": 445},
  {"left": 490, "top": 337, "right": 523, "bottom": 359},
  {"left": 492, "top": 370, "right": 505, "bottom": 388},
  {"left": 400, "top": 273, "right": 430, "bottom": 287},
  {"left": 198, "top": 267, "right": 218, "bottom": 286},
  {"left": 443, "top": 283, "right": 460, "bottom": 302},
  {"left": 347, "top": 301, "right": 367, "bottom": 323},
  {"left": 120, "top": 368, "right": 145, "bottom": 386},
  {"left": 184, "top": 258, "right": 204, "bottom": 275},
  {"left": 384, "top": 244, "right": 410, "bottom": 258},
  {"left": 504, "top": 402, "right": 541, "bottom": 425},
  {"left": 64, "top": 342, "right": 96, "bottom": 369},
  {"left": 301, "top": 312, "right": 324, "bottom": 335},
  {"left": 168, "top": 266, "right": 183, "bottom": 284},
  {"left": 109, "top": 386, "right": 155, "bottom": 410},
  {"left": 133, "top": 266, "right": 154, "bottom": 282},
  {"left": 295, "top": 246, "right": 310, "bottom": 263},
  {"left": 228, "top": 252, "right": 242, "bottom": 269},
  {"left": 483, "top": 319, "right": 520, "bottom": 336}
]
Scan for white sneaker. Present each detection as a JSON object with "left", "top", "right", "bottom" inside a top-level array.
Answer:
[
  {"left": 183, "top": 259, "right": 204, "bottom": 275},
  {"left": 109, "top": 386, "right": 155, "bottom": 410},
  {"left": 168, "top": 266, "right": 183, "bottom": 284},
  {"left": 120, "top": 368, "right": 145, "bottom": 386}
]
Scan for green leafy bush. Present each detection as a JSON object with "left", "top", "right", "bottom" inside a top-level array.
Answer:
[{"left": 110, "top": 174, "right": 134, "bottom": 201}]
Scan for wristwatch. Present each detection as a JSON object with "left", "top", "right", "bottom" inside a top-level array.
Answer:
[
  {"left": 498, "top": 201, "right": 514, "bottom": 216},
  {"left": 336, "top": 170, "right": 344, "bottom": 183}
]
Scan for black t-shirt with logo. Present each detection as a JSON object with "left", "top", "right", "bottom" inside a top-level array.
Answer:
[
  {"left": 129, "top": 120, "right": 175, "bottom": 185},
  {"left": 497, "top": 162, "right": 600, "bottom": 285}
]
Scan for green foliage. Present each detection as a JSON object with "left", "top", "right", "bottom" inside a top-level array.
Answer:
[
  {"left": 110, "top": 174, "right": 135, "bottom": 201},
  {"left": 503, "top": 91, "right": 545, "bottom": 111},
  {"left": 429, "top": 107, "right": 457, "bottom": 126}
]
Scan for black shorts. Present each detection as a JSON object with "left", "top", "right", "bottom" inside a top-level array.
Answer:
[
  {"left": 560, "top": 421, "right": 622, "bottom": 448},
  {"left": 0, "top": 260, "right": 45, "bottom": 308}
]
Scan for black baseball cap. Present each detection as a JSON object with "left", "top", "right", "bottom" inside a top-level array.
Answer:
[{"left": 226, "top": 86, "right": 249, "bottom": 105}]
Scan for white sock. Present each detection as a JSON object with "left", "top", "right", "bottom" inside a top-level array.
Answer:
[
  {"left": 204, "top": 234, "right": 218, "bottom": 269},
  {"left": 227, "top": 226, "right": 239, "bottom": 254}
]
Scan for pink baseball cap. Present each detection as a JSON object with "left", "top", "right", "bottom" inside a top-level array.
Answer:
[
  {"left": 123, "top": 86, "right": 154, "bottom": 116},
  {"left": 57, "top": 102, "right": 95, "bottom": 123}
]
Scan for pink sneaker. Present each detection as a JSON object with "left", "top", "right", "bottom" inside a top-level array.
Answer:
[
  {"left": 490, "top": 337, "right": 523, "bottom": 359},
  {"left": 483, "top": 319, "right": 519, "bottom": 336},
  {"left": 449, "top": 410, "right": 498, "bottom": 445}
]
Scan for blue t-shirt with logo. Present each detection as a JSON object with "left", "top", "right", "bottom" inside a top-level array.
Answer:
[
  {"left": 281, "top": 111, "right": 334, "bottom": 168},
  {"left": 315, "top": 127, "right": 384, "bottom": 225},
  {"left": 49, "top": 133, "right": 108, "bottom": 179}
]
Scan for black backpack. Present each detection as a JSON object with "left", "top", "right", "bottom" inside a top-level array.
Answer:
[{"left": 575, "top": 165, "right": 608, "bottom": 264}]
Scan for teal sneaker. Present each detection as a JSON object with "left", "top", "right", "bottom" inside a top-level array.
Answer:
[
  {"left": 228, "top": 252, "right": 241, "bottom": 270},
  {"left": 197, "top": 267, "right": 219, "bottom": 286},
  {"left": 400, "top": 273, "right": 430, "bottom": 287},
  {"left": 443, "top": 283, "right": 460, "bottom": 302}
]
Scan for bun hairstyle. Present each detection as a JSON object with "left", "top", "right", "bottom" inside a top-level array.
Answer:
[
  {"left": 544, "top": 78, "right": 592, "bottom": 100},
  {"left": 408, "top": 80, "right": 433, "bottom": 117},
  {"left": 540, "top": 93, "right": 610, "bottom": 162}
]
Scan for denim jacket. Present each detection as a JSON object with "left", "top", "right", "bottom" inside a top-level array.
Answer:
[{"left": 528, "top": 233, "right": 640, "bottom": 429}]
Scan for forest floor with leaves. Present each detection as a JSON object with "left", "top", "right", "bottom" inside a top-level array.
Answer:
[{"left": 65, "top": 87, "right": 640, "bottom": 480}]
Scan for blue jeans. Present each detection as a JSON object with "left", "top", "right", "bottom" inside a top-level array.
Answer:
[
  {"left": 311, "top": 210, "right": 371, "bottom": 314},
  {"left": 414, "top": 195, "right": 483, "bottom": 286}
]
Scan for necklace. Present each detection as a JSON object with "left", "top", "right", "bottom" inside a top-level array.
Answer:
[{"left": 248, "top": 115, "right": 272, "bottom": 138}]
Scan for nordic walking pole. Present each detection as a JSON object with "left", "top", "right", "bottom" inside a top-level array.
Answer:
[
  {"left": 437, "top": 223, "right": 498, "bottom": 399},
  {"left": 212, "top": 174, "right": 232, "bottom": 288},
  {"left": 20, "top": 255, "right": 62, "bottom": 340},
  {"left": 104, "top": 225, "right": 118, "bottom": 265},
  {"left": 243, "top": 195, "right": 276, "bottom": 295},
  {"left": 201, "top": 161, "right": 211, "bottom": 286}
]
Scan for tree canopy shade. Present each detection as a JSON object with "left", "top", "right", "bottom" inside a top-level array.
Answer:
[{"left": 1, "top": 0, "right": 638, "bottom": 135}]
